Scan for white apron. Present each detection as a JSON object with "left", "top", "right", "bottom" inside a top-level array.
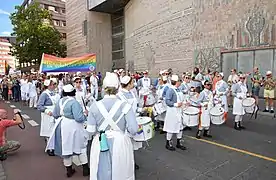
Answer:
[
  {"left": 233, "top": 84, "right": 247, "bottom": 115},
  {"left": 155, "top": 85, "right": 167, "bottom": 121},
  {"left": 200, "top": 90, "right": 213, "bottom": 127},
  {"left": 40, "top": 91, "right": 59, "bottom": 137},
  {"left": 90, "top": 100, "right": 135, "bottom": 180},
  {"left": 76, "top": 89, "right": 86, "bottom": 111},
  {"left": 216, "top": 81, "right": 228, "bottom": 112},
  {"left": 163, "top": 88, "right": 184, "bottom": 133},
  {"left": 46, "top": 97, "right": 88, "bottom": 156}
]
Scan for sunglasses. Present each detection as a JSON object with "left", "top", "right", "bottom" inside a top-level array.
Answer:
[
  {"left": 206, "top": 84, "right": 211, "bottom": 86},
  {"left": 185, "top": 77, "right": 190, "bottom": 79},
  {"left": 240, "top": 77, "right": 245, "bottom": 79},
  {"left": 75, "top": 81, "right": 81, "bottom": 83}
]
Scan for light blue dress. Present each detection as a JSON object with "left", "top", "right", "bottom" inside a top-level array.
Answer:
[
  {"left": 52, "top": 97, "right": 87, "bottom": 157},
  {"left": 87, "top": 96, "right": 138, "bottom": 180},
  {"left": 37, "top": 90, "right": 55, "bottom": 112}
]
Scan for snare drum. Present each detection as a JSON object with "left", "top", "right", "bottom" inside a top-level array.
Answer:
[
  {"left": 210, "top": 105, "right": 225, "bottom": 125},
  {"left": 154, "top": 101, "right": 166, "bottom": 115},
  {"left": 242, "top": 98, "right": 256, "bottom": 114},
  {"left": 182, "top": 107, "right": 199, "bottom": 127},
  {"left": 133, "top": 117, "right": 155, "bottom": 142}
]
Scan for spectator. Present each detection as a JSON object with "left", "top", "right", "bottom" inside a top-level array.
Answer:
[
  {"left": 0, "top": 109, "right": 23, "bottom": 160},
  {"left": 251, "top": 67, "right": 262, "bottom": 105},
  {"left": 263, "top": 71, "right": 275, "bottom": 113}
]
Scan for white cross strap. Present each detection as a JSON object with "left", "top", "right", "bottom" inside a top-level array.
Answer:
[{"left": 97, "top": 100, "right": 124, "bottom": 132}]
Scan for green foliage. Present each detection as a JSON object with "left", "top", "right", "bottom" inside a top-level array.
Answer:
[{"left": 10, "top": 2, "right": 66, "bottom": 67}]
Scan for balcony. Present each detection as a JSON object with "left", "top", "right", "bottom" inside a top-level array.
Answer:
[{"left": 88, "top": 0, "right": 130, "bottom": 14}]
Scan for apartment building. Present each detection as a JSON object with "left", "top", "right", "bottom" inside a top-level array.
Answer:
[
  {"left": 0, "top": 38, "right": 16, "bottom": 74},
  {"left": 22, "top": 0, "right": 66, "bottom": 39}
]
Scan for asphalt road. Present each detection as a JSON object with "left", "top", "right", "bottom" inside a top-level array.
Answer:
[{"left": 1, "top": 100, "right": 276, "bottom": 180}]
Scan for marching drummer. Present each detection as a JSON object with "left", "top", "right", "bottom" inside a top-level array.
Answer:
[
  {"left": 155, "top": 75, "right": 170, "bottom": 133},
  {"left": 231, "top": 74, "right": 247, "bottom": 130},
  {"left": 137, "top": 70, "right": 151, "bottom": 90},
  {"left": 87, "top": 72, "right": 138, "bottom": 180},
  {"left": 163, "top": 75, "right": 187, "bottom": 151},
  {"left": 48, "top": 84, "right": 89, "bottom": 177},
  {"left": 117, "top": 75, "right": 141, "bottom": 170},
  {"left": 190, "top": 81, "right": 213, "bottom": 139},
  {"left": 215, "top": 72, "right": 229, "bottom": 120},
  {"left": 37, "top": 79, "right": 60, "bottom": 156}
]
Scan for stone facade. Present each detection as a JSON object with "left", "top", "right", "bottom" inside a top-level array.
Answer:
[
  {"left": 125, "top": 0, "right": 276, "bottom": 75},
  {"left": 67, "top": 0, "right": 276, "bottom": 75},
  {"left": 66, "top": 0, "right": 112, "bottom": 74}
]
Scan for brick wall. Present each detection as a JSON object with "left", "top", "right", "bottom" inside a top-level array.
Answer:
[{"left": 125, "top": 0, "right": 276, "bottom": 75}]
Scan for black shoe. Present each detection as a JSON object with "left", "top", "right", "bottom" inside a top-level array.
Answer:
[
  {"left": 135, "top": 163, "right": 140, "bottom": 170},
  {"left": 66, "top": 166, "right": 76, "bottom": 178},
  {"left": 160, "top": 130, "right": 166, "bottom": 134},
  {"left": 238, "top": 122, "right": 246, "bottom": 129},
  {"left": 234, "top": 122, "right": 241, "bottom": 130},
  {"left": 0, "top": 153, "right": 7, "bottom": 161},
  {"left": 165, "top": 140, "right": 176, "bottom": 151},
  {"left": 82, "top": 163, "right": 90, "bottom": 176},
  {"left": 196, "top": 130, "right": 202, "bottom": 139},
  {"left": 47, "top": 150, "right": 55, "bottom": 156},
  {"left": 203, "top": 130, "right": 212, "bottom": 138},
  {"left": 263, "top": 109, "right": 269, "bottom": 112},
  {"left": 176, "top": 139, "right": 187, "bottom": 150},
  {"left": 270, "top": 110, "right": 274, "bottom": 113}
]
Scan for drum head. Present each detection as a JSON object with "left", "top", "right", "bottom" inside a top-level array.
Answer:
[
  {"left": 184, "top": 107, "right": 199, "bottom": 115},
  {"left": 210, "top": 107, "right": 225, "bottom": 116},
  {"left": 136, "top": 116, "right": 151, "bottom": 124},
  {"left": 242, "top": 98, "right": 255, "bottom": 107}
]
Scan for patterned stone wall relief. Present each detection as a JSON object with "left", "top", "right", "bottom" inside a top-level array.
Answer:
[
  {"left": 246, "top": 11, "right": 266, "bottom": 46},
  {"left": 144, "top": 44, "right": 156, "bottom": 73},
  {"left": 195, "top": 47, "right": 221, "bottom": 72}
]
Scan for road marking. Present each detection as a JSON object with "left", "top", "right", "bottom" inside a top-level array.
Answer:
[
  {"left": 10, "top": 105, "right": 16, "bottom": 108},
  {"left": 14, "top": 109, "right": 21, "bottom": 112},
  {"left": 22, "top": 114, "right": 30, "bottom": 119},
  {"left": 28, "top": 120, "right": 39, "bottom": 127},
  {"left": 186, "top": 135, "right": 276, "bottom": 163},
  {"left": 6, "top": 101, "right": 10, "bottom": 104}
]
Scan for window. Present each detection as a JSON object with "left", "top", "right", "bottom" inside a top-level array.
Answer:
[
  {"left": 61, "top": 8, "right": 66, "bottom": 14},
  {"left": 61, "top": 21, "right": 66, "bottom": 27},
  {"left": 62, "top": 33, "right": 66, "bottom": 39},
  {"left": 48, "top": 6, "right": 55, "bottom": 11},
  {"left": 53, "top": 20, "right": 60, "bottom": 26},
  {"left": 54, "top": 7, "right": 60, "bottom": 13},
  {"left": 83, "top": 20, "right": 87, "bottom": 36}
]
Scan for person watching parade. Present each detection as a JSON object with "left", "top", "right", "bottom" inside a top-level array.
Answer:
[{"left": 0, "top": 109, "right": 23, "bottom": 160}]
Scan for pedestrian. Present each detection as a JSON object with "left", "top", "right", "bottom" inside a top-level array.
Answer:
[
  {"left": 215, "top": 72, "right": 229, "bottom": 120},
  {"left": 28, "top": 76, "right": 38, "bottom": 108},
  {"left": 0, "top": 109, "right": 23, "bottom": 160},
  {"left": 90, "top": 72, "right": 99, "bottom": 100},
  {"left": 251, "top": 67, "right": 262, "bottom": 106},
  {"left": 20, "top": 75, "right": 29, "bottom": 105},
  {"left": 190, "top": 81, "right": 213, "bottom": 139},
  {"left": 163, "top": 75, "right": 187, "bottom": 151},
  {"left": 87, "top": 72, "right": 138, "bottom": 180},
  {"left": 231, "top": 74, "right": 247, "bottom": 130},
  {"left": 263, "top": 71, "right": 275, "bottom": 113},
  {"left": 227, "top": 69, "right": 239, "bottom": 107},
  {"left": 117, "top": 75, "right": 141, "bottom": 170},
  {"left": 37, "top": 79, "right": 60, "bottom": 156},
  {"left": 47, "top": 84, "right": 89, "bottom": 177}
]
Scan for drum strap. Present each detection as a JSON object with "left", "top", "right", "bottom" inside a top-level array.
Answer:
[{"left": 97, "top": 100, "right": 124, "bottom": 132}]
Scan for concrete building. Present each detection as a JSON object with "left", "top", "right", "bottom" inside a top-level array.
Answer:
[
  {"left": 22, "top": 0, "right": 67, "bottom": 39},
  {"left": 66, "top": 0, "right": 276, "bottom": 76},
  {"left": 0, "top": 38, "right": 16, "bottom": 74}
]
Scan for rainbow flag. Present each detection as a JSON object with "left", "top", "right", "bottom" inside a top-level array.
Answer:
[{"left": 40, "top": 53, "right": 96, "bottom": 73}]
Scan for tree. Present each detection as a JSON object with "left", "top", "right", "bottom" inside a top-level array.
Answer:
[{"left": 10, "top": 2, "right": 66, "bottom": 67}]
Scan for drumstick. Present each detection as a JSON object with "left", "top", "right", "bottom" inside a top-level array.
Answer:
[{"left": 81, "top": 97, "right": 87, "bottom": 111}]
